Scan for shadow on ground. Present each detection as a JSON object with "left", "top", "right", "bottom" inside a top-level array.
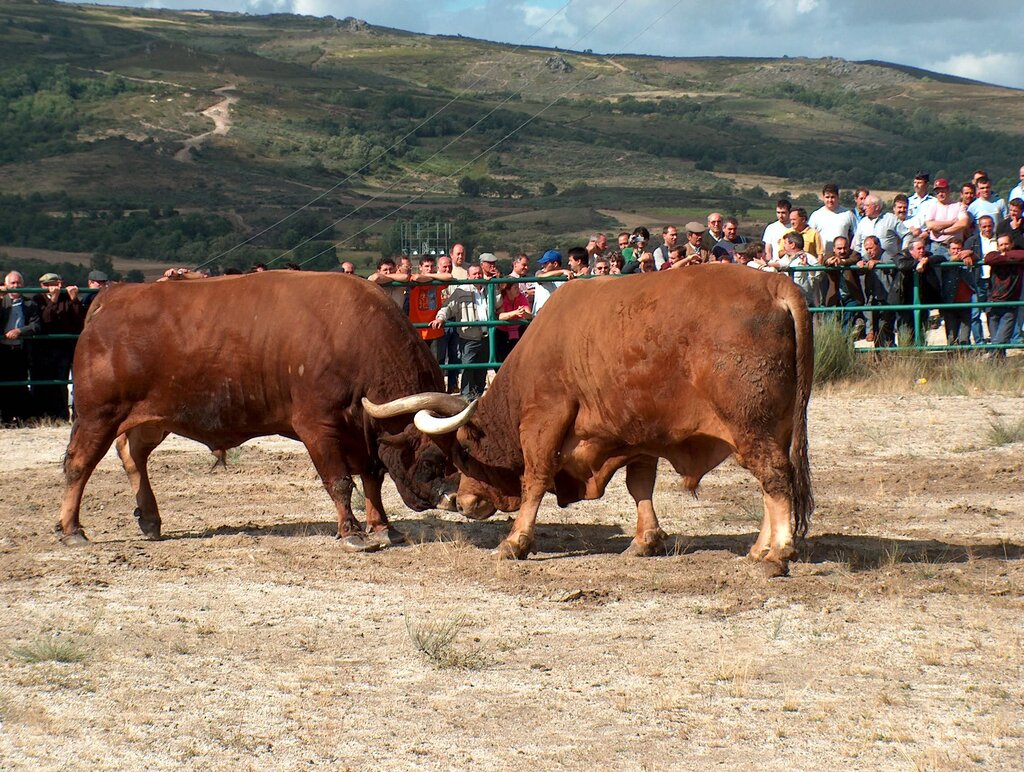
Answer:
[{"left": 159, "top": 517, "right": 1024, "bottom": 568}]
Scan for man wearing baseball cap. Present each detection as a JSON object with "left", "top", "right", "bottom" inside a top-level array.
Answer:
[
  {"left": 32, "top": 271, "right": 86, "bottom": 420},
  {"left": 920, "top": 178, "right": 969, "bottom": 258},
  {"left": 533, "top": 250, "right": 567, "bottom": 313}
]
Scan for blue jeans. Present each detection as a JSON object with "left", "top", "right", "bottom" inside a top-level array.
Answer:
[
  {"left": 970, "top": 277, "right": 989, "bottom": 344},
  {"left": 459, "top": 337, "right": 487, "bottom": 399},
  {"left": 989, "top": 307, "right": 1018, "bottom": 353},
  {"left": 439, "top": 329, "right": 461, "bottom": 392}
]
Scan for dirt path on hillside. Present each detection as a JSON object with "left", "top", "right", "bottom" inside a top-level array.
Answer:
[{"left": 174, "top": 85, "right": 238, "bottom": 163}]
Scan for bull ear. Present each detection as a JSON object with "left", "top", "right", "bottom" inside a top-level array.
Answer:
[{"left": 376, "top": 429, "right": 410, "bottom": 448}]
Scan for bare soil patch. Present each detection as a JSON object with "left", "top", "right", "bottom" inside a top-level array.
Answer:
[{"left": 1, "top": 395, "right": 1022, "bottom": 768}]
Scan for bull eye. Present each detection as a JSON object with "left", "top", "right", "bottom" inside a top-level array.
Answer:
[{"left": 457, "top": 442, "right": 470, "bottom": 462}]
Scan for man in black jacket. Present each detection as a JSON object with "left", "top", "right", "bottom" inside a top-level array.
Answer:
[{"left": 1, "top": 271, "right": 41, "bottom": 424}]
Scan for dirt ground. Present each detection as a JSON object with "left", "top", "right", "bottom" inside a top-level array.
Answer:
[{"left": 1, "top": 394, "right": 1023, "bottom": 769}]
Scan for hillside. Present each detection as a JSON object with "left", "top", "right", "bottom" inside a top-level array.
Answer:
[{"left": 1, "top": 1, "right": 1022, "bottom": 270}]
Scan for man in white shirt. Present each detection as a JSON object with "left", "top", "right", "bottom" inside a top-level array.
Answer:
[
  {"left": 808, "top": 183, "right": 856, "bottom": 254},
  {"left": 968, "top": 175, "right": 1009, "bottom": 230},
  {"left": 908, "top": 172, "right": 935, "bottom": 220},
  {"left": 853, "top": 195, "right": 903, "bottom": 259},
  {"left": 652, "top": 225, "right": 679, "bottom": 269},
  {"left": 449, "top": 243, "right": 469, "bottom": 280},
  {"left": 965, "top": 215, "right": 999, "bottom": 344},
  {"left": 431, "top": 263, "right": 489, "bottom": 398},
  {"left": 1006, "top": 165, "right": 1024, "bottom": 205},
  {"left": 762, "top": 199, "right": 791, "bottom": 262}
]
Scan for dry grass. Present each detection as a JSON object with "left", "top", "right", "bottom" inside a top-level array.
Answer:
[
  {"left": 986, "top": 414, "right": 1024, "bottom": 446},
  {"left": 405, "top": 614, "right": 493, "bottom": 670},
  {"left": 821, "top": 351, "right": 1024, "bottom": 395},
  {"left": 11, "top": 636, "right": 91, "bottom": 664}
]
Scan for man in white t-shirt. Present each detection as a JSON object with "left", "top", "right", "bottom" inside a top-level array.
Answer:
[
  {"left": 761, "top": 199, "right": 791, "bottom": 262},
  {"left": 808, "top": 183, "right": 856, "bottom": 254},
  {"left": 968, "top": 175, "right": 1009, "bottom": 230}
]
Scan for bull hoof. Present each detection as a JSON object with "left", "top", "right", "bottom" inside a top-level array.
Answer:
[
  {"left": 623, "top": 529, "right": 668, "bottom": 558},
  {"left": 134, "top": 509, "right": 162, "bottom": 540},
  {"left": 59, "top": 530, "right": 90, "bottom": 547},
  {"left": 759, "top": 559, "right": 790, "bottom": 579},
  {"left": 365, "top": 527, "right": 408, "bottom": 549},
  {"left": 336, "top": 534, "right": 382, "bottom": 553},
  {"left": 493, "top": 537, "right": 531, "bottom": 560},
  {"left": 746, "top": 546, "right": 769, "bottom": 562}
]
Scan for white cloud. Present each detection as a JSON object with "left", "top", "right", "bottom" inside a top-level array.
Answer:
[{"left": 929, "top": 52, "right": 1024, "bottom": 89}]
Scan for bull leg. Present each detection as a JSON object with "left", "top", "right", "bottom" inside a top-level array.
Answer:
[
  {"left": 114, "top": 426, "right": 168, "bottom": 540},
  {"left": 496, "top": 408, "right": 576, "bottom": 560},
  {"left": 495, "top": 481, "right": 546, "bottom": 560},
  {"left": 622, "top": 457, "right": 667, "bottom": 557},
  {"left": 297, "top": 437, "right": 378, "bottom": 553},
  {"left": 362, "top": 473, "right": 407, "bottom": 548},
  {"left": 57, "top": 420, "right": 121, "bottom": 544},
  {"left": 738, "top": 443, "right": 798, "bottom": 577}
]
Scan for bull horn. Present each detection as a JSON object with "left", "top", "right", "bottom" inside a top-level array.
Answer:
[
  {"left": 414, "top": 400, "right": 478, "bottom": 435},
  {"left": 362, "top": 392, "right": 467, "bottom": 419}
]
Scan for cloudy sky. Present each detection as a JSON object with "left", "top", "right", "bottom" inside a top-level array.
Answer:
[{"left": 71, "top": 0, "right": 1024, "bottom": 89}]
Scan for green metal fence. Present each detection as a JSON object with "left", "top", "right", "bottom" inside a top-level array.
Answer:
[{"left": 2, "top": 266, "right": 1023, "bottom": 396}]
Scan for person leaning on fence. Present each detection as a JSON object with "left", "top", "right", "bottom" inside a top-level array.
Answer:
[
  {"left": 32, "top": 272, "right": 86, "bottom": 421},
  {"left": 889, "top": 237, "right": 942, "bottom": 346},
  {"left": 775, "top": 232, "right": 822, "bottom": 305},
  {"left": 83, "top": 270, "right": 109, "bottom": 312},
  {"left": 984, "top": 234, "right": 1024, "bottom": 356},
  {"left": 822, "top": 235, "right": 866, "bottom": 336},
  {"left": 1, "top": 271, "right": 41, "bottom": 425},
  {"left": 965, "top": 215, "right": 999, "bottom": 345},
  {"left": 495, "top": 279, "right": 532, "bottom": 362},
  {"left": 998, "top": 198, "right": 1024, "bottom": 249},
  {"left": 407, "top": 255, "right": 450, "bottom": 362},
  {"left": 367, "top": 257, "right": 408, "bottom": 308},
  {"left": 430, "top": 264, "right": 490, "bottom": 399},
  {"left": 435, "top": 254, "right": 461, "bottom": 393},
  {"left": 939, "top": 237, "right": 976, "bottom": 346}
]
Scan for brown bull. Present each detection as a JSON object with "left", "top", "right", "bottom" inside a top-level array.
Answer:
[
  {"left": 366, "top": 264, "right": 813, "bottom": 576},
  {"left": 59, "top": 271, "right": 463, "bottom": 550}
]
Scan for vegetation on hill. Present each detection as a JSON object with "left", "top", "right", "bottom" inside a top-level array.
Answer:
[{"left": 0, "top": 2, "right": 1022, "bottom": 270}]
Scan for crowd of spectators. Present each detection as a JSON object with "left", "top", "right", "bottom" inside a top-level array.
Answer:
[{"left": 4, "top": 168, "right": 1024, "bottom": 422}]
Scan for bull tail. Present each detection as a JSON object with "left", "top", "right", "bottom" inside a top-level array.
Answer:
[{"left": 779, "top": 281, "right": 814, "bottom": 539}]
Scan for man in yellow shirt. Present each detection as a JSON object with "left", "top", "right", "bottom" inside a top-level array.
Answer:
[{"left": 779, "top": 207, "right": 824, "bottom": 259}]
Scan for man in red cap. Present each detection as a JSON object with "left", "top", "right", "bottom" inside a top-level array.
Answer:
[{"left": 919, "top": 178, "right": 969, "bottom": 258}]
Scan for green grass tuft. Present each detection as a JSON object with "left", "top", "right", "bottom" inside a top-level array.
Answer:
[{"left": 11, "top": 637, "right": 91, "bottom": 664}]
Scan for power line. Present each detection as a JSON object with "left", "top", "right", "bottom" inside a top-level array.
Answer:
[
  {"left": 274, "top": 0, "right": 630, "bottom": 267},
  {"left": 196, "top": 0, "right": 574, "bottom": 270},
  {"left": 298, "top": 0, "right": 685, "bottom": 268}
]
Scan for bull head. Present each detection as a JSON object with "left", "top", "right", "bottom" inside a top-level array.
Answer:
[
  {"left": 364, "top": 393, "right": 521, "bottom": 519},
  {"left": 363, "top": 393, "right": 468, "bottom": 511}
]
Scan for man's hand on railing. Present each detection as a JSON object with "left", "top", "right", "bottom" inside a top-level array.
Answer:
[{"left": 429, "top": 317, "right": 445, "bottom": 330}]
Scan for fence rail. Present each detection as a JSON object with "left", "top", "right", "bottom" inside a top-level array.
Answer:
[{"left": 2, "top": 265, "right": 1022, "bottom": 393}]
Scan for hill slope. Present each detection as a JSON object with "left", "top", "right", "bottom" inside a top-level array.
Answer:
[{"left": 1, "top": 1, "right": 1021, "bottom": 267}]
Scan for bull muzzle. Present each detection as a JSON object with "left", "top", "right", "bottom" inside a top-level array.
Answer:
[
  {"left": 436, "top": 490, "right": 459, "bottom": 512},
  {"left": 458, "top": 493, "right": 497, "bottom": 521}
]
